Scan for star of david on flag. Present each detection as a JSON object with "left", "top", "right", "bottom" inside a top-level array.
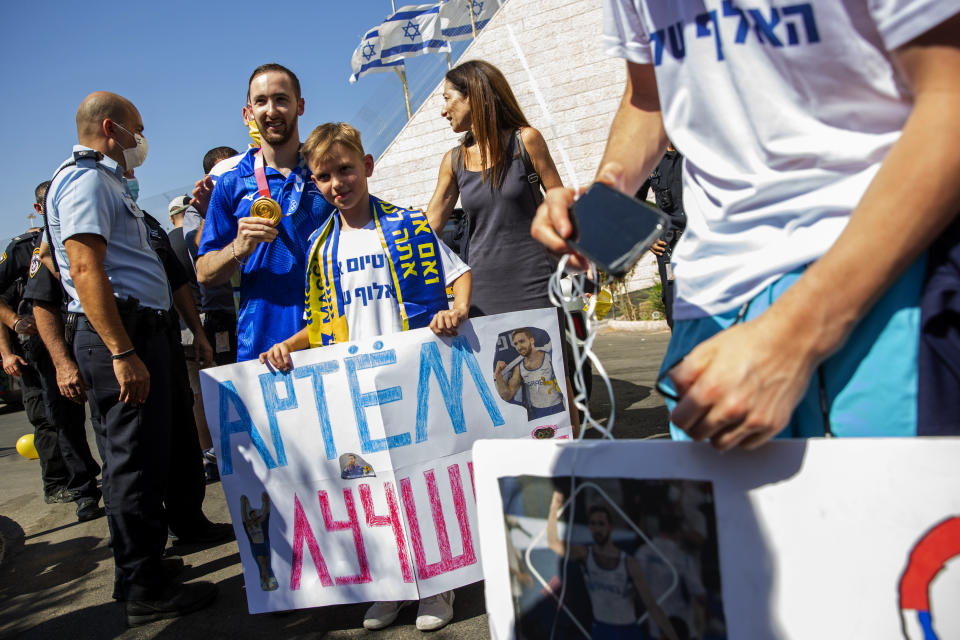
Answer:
[
  {"left": 379, "top": 3, "right": 450, "bottom": 64},
  {"left": 439, "top": 0, "right": 501, "bottom": 41},
  {"left": 349, "top": 27, "right": 403, "bottom": 84},
  {"left": 401, "top": 20, "right": 422, "bottom": 41}
]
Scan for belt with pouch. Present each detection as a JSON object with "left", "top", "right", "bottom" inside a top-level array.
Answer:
[{"left": 76, "top": 297, "right": 170, "bottom": 338}]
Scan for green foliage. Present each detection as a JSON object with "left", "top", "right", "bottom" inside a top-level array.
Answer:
[
  {"left": 649, "top": 281, "right": 666, "bottom": 314},
  {"left": 610, "top": 283, "right": 667, "bottom": 321}
]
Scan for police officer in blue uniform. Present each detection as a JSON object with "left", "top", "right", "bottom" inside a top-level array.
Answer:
[
  {"left": 0, "top": 227, "right": 71, "bottom": 503},
  {"left": 45, "top": 91, "right": 217, "bottom": 625},
  {"left": 0, "top": 187, "right": 102, "bottom": 521},
  {"left": 29, "top": 191, "right": 225, "bottom": 536}
]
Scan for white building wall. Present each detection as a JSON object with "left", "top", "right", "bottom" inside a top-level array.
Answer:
[{"left": 368, "top": 0, "right": 658, "bottom": 291}]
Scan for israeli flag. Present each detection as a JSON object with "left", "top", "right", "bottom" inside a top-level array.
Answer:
[
  {"left": 379, "top": 3, "right": 450, "bottom": 64},
  {"left": 439, "top": 0, "right": 501, "bottom": 41},
  {"left": 349, "top": 27, "right": 404, "bottom": 84}
]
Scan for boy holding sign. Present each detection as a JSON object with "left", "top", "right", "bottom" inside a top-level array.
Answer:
[{"left": 259, "top": 122, "right": 471, "bottom": 630}]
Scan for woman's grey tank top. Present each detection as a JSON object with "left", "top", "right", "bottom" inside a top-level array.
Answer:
[{"left": 453, "top": 132, "right": 556, "bottom": 316}]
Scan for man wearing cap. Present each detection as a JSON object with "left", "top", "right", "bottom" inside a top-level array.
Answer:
[
  {"left": 196, "top": 63, "right": 334, "bottom": 361},
  {"left": 45, "top": 90, "right": 217, "bottom": 625}
]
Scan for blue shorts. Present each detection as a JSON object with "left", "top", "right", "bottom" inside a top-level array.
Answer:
[
  {"left": 659, "top": 256, "right": 926, "bottom": 439},
  {"left": 249, "top": 539, "right": 270, "bottom": 559},
  {"left": 528, "top": 402, "right": 565, "bottom": 420}
]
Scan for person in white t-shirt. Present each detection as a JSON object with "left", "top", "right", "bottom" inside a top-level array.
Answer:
[
  {"left": 259, "top": 122, "right": 470, "bottom": 633},
  {"left": 532, "top": 2, "right": 960, "bottom": 448}
]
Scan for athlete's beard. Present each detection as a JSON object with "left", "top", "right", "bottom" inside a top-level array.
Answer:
[
  {"left": 591, "top": 530, "right": 609, "bottom": 546},
  {"left": 256, "top": 112, "right": 296, "bottom": 146}
]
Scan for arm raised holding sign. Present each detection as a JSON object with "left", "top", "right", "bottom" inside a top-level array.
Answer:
[{"left": 259, "top": 327, "right": 308, "bottom": 373}]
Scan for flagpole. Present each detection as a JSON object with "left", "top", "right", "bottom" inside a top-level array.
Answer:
[
  {"left": 468, "top": 0, "right": 477, "bottom": 38},
  {"left": 394, "top": 66, "right": 412, "bottom": 119},
  {"left": 390, "top": 0, "right": 396, "bottom": 11},
  {"left": 446, "top": 51, "right": 453, "bottom": 70}
]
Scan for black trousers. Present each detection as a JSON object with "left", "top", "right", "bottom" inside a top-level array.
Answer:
[
  {"left": 19, "top": 351, "right": 69, "bottom": 495},
  {"left": 202, "top": 309, "right": 237, "bottom": 367},
  {"left": 22, "top": 334, "right": 100, "bottom": 499},
  {"left": 164, "top": 317, "right": 206, "bottom": 535},
  {"left": 74, "top": 310, "right": 205, "bottom": 601},
  {"left": 656, "top": 252, "right": 676, "bottom": 330}
]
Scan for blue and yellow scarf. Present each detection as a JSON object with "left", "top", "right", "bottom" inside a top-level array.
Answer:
[{"left": 304, "top": 196, "right": 449, "bottom": 347}]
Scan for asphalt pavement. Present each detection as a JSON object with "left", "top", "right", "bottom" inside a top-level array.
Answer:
[{"left": 0, "top": 328, "right": 671, "bottom": 640}]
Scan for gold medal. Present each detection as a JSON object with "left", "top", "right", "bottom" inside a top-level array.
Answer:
[{"left": 251, "top": 196, "right": 282, "bottom": 226}]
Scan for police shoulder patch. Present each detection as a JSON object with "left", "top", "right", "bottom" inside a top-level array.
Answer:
[{"left": 29, "top": 248, "right": 41, "bottom": 278}]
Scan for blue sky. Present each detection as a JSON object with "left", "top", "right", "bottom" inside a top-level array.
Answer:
[{"left": 0, "top": 0, "right": 469, "bottom": 243}]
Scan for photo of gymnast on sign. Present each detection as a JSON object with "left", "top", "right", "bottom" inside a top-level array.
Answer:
[
  {"left": 494, "top": 327, "right": 565, "bottom": 421},
  {"left": 498, "top": 476, "right": 727, "bottom": 640}
]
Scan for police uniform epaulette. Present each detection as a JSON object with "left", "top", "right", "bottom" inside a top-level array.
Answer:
[
  {"left": 72, "top": 149, "right": 103, "bottom": 163},
  {"left": 10, "top": 229, "right": 41, "bottom": 245}
]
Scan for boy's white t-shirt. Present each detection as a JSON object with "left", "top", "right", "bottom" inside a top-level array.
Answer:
[
  {"left": 602, "top": 0, "right": 959, "bottom": 319},
  {"left": 334, "top": 220, "right": 470, "bottom": 341}
]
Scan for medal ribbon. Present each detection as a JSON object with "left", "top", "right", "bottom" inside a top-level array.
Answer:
[
  {"left": 253, "top": 151, "right": 272, "bottom": 199},
  {"left": 251, "top": 150, "right": 309, "bottom": 216}
]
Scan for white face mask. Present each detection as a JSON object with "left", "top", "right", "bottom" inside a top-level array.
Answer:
[{"left": 113, "top": 122, "right": 149, "bottom": 170}]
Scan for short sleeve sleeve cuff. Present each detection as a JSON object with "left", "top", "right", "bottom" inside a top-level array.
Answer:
[
  {"left": 870, "top": 1, "right": 960, "bottom": 51},
  {"left": 438, "top": 237, "right": 470, "bottom": 286},
  {"left": 23, "top": 267, "right": 63, "bottom": 305},
  {"left": 602, "top": 0, "right": 654, "bottom": 63}
]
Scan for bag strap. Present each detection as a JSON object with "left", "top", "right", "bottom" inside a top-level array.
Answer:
[{"left": 515, "top": 128, "right": 544, "bottom": 204}]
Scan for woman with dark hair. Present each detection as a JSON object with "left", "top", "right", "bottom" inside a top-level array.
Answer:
[
  {"left": 426, "top": 59, "right": 564, "bottom": 317},
  {"left": 428, "top": 61, "right": 581, "bottom": 431}
]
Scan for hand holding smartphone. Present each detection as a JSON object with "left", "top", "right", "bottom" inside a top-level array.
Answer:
[{"left": 567, "top": 182, "right": 668, "bottom": 279}]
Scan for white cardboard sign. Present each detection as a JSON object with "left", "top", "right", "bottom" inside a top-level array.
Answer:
[
  {"left": 200, "top": 309, "right": 571, "bottom": 613},
  {"left": 472, "top": 438, "right": 960, "bottom": 640}
]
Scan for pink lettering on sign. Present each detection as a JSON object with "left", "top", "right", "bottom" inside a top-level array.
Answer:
[
  {"left": 399, "top": 463, "right": 477, "bottom": 580},
  {"left": 467, "top": 461, "right": 476, "bottom": 499},
  {"left": 318, "top": 489, "right": 372, "bottom": 585},
  {"left": 359, "top": 482, "right": 414, "bottom": 583},
  {"left": 290, "top": 493, "right": 334, "bottom": 590},
  {"left": 446, "top": 464, "right": 476, "bottom": 567}
]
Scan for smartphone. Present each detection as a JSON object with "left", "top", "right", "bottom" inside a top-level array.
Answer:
[{"left": 567, "top": 182, "right": 667, "bottom": 278}]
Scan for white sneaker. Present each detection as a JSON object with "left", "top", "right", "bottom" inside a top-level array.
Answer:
[
  {"left": 416, "top": 590, "right": 455, "bottom": 631},
  {"left": 363, "top": 600, "right": 411, "bottom": 630}
]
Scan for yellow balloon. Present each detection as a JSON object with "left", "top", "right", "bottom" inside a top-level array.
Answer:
[
  {"left": 586, "top": 288, "right": 614, "bottom": 321},
  {"left": 16, "top": 433, "right": 38, "bottom": 460}
]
